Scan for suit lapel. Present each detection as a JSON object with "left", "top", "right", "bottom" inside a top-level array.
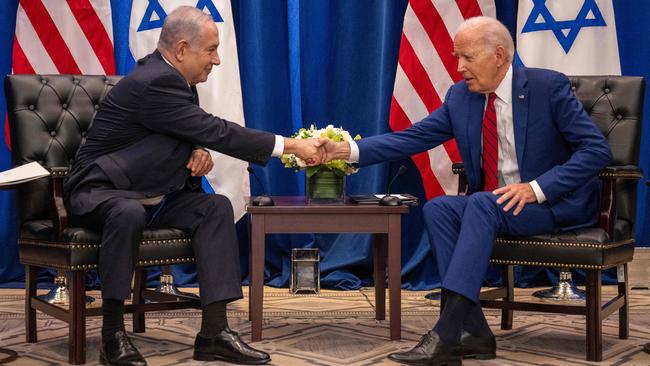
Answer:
[
  {"left": 512, "top": 66, "right": 529, "bottom": 168},
  {"left": 465, "top": 92, "right": 485, "bottom": 188}
]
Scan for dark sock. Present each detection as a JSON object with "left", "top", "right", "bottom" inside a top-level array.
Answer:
[
  {"left": 433, "top": 290, "right": 474, "bottom": 345},
  {"left": 463, "top": 304, "right": 494, "bottom": 337},
  {"left": 199, "top": 300, "right": 229, "bottom": 338},
  {"left": 102, "top": 299, "right": 125, "bottom": 341}
]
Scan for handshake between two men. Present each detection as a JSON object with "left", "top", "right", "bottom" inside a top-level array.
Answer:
[{"left": 282, "top": 137, "right": 350, "bottom": 166}]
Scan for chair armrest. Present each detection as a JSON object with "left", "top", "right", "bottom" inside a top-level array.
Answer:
[
  {"left": 451, "top": 162, "right": 468, "bottom": 195},
  {"left": 599, "top": 165, "right": 643, "bottom": 180},
  {"left": 49, "top": 167, "right": 69, "bottom": 241},
  {"left": 598, "top": 165, "right": 643, "bottom": 238}
]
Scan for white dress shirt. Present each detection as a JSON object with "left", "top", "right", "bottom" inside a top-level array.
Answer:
[{"left": 349, "top": 65, "right": 546, "bottom": 203}]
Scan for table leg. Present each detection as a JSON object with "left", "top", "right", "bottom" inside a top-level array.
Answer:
[
  {"left": 373, "top": 233, "right": 387, "bottom": 320},
  {"left": 250, "top": 214, "right": 266, "bottom": 342},
  {"left": 388, "top": 214, "right": 401, "bottom": 340}
]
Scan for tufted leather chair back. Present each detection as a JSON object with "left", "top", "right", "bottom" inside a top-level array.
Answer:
[
  {"left": 5, "top": 74, "right": 122, "bottom": 222},
  {"left": 569, "top": 76, "right": 645, "bottom": 229}
]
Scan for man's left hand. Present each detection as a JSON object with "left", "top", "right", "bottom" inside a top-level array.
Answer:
[
  {"left": 493, "top": 183, "right": 537, "bottom": 216},
  {"left": 187, "top": 148, "right": 213, "bottom": 177}
]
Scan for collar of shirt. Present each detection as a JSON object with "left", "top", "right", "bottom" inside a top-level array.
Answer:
[{"left": 492, "top": 64, "right": 513, "bottom": 105}]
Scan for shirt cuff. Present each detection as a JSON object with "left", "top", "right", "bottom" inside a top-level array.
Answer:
[
  {"left": 529, "top": 180, "right": 547, "bottom": 204},
  {"left": 271, "top": 135, "right": 285, "bottom": 157},
  {"left": 348, "top": 140, "right": 360, "bottom": 163}
]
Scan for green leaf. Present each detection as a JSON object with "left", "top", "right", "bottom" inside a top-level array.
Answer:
[{"left": 305, "top": 165, "right": 321, "bottom": 177}]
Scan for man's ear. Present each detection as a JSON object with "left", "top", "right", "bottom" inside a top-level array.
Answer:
[
  {"left": 174, "top": 40, "right": 189, "bottom": 62},
  {"left": 494, "top": 45, "right": 507, "bottom": 67}
]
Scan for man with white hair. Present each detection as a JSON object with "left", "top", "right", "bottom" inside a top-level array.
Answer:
[
  {"left": 319, "top": 16, "right": 611, "bottom": 365},
  {"left": 65, "top": 6, "right": 320, "bottom": 365}
]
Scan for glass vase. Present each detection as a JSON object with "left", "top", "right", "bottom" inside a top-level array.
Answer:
[{"left": 306, "top": 168, "right": 345, "bottom": 204}]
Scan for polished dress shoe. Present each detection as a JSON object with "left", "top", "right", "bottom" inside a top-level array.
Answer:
[
  {"left": 99, "top": 330, "right": 146, "bottom": 366},
  {"left": 193, "top": 328, "right": 271, "bottom": 364},
  {"left": 387, "top": 330, "right": 462, "bottom": 365},
  {"left": 460, "top": 331, "right": 496, "bottom": 360}
]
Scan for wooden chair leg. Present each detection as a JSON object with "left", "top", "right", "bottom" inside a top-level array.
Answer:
[
  {"left": 618, "top": 264, "right": 629, "bottom": 339},
  {"left": 132, "top": 269, "right": 147, "bottom": 333},
  {"left": 373, "top": 233, "right": 387, "bottom": 321},
  {"left": 25, "top": 265, "right": 37, "bottom": 343},
  {"left": 501, "top": 265, "right": 514, "bottom": 330},
  {"left": 586, "top": 269, "right": 602, "bottom": 362},
  {"left": 69, "top": 271, "right": 86, "bottom": 365}
]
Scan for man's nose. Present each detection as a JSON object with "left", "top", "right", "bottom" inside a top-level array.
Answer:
[
  {"left": 457, "top": 60, "right": 466, "bottom": 73},
  {"left": 213, "top": 53, "right": 221, "bottom": 66}
]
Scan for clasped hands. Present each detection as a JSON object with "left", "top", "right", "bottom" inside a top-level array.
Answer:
[{"left": 285, "top": 138, "right": 350, "bottom": 166}]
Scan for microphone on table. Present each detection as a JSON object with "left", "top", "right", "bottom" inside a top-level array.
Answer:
[
  {"left": 379, "top": 165, "right": 407, "bottom": 206},
  {"left": 247, "top": 166, "right": 274, "bottom": 206}
]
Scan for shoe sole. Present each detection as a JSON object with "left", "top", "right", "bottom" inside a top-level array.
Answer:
[
  {"left": 464, "top": 353, "right": 497, "bottom": 360},
  {"left": 387, "top": 356, "right": 462, "bottom": 366},
  {"left": 193, "top": 352, "right": 271, "bottom": 365}
]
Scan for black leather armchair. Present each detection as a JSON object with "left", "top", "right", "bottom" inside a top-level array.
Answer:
[
  {"left": 450, "top": 75, "right": 644, "bottom": 362},
  {"left": 4, "top": 74, "right": 200, "bottom": 364}
]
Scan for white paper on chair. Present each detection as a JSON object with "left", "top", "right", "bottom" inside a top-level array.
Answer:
[{"left": 0, "top": 161, "right": 50, "bottom": 186}]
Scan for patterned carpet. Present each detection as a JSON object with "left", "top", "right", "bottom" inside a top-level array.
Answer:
[{"left": 1, "top": 286, "right": 650, "bottom": 365}]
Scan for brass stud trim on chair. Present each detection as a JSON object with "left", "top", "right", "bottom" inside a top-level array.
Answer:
[
  {"left": 598, "top": 171, "right": 644, "bottom": 179},
  {"left": 489, "top": 259, "right": 622, "bottom": 270},
  {"left": 495, "top": 237, "right": 634, "bottom": 249}
]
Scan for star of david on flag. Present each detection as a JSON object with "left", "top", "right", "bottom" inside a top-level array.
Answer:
[
  {"left": 516, "top": 0, "right": 621, "bottom": 75},
  {"left": 138, "top": 0, "right": 223, "bottom": 32}
]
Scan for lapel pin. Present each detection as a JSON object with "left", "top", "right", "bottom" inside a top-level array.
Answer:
[{"left": 518, "top": 95, "right": 525, "bottom": 100}]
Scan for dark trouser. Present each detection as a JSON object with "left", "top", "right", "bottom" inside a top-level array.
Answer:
[
  {"left": 422, "top": 192, "right": 556, "bottom": 303},
  {"left": 70, "top": 190, "right": 243, "bottom": 306}
]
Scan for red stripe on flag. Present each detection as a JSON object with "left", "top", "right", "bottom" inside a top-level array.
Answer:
[
  {"left": 389, "top": 97, "right": 412, "bottom": 132},
  {"left": 11, "top": 37, "right": 35, "bottom": 74},
  {"left": 20, "top": 0, "right": 81, "bottom": 74},
  {"left": 398, "top": 34, "right": 442, "bottom": 113},
  {"left": 68, "top": 0, "right": 116, "bottom": 75},
  {"left": 409, "top": 0, "right": 461, "bottom": 82},
  {"left": 456, "top": 0, "right": 484, "bottom": 19},
  {"left": 4, "top": 115, "right": 11, "bottom": 151},
  {"left": 412, "top": 152, "right": 445, "bottom": 199}
]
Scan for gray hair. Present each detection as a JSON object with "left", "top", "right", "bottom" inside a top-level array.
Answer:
[
  {"left": 456, "top": 16, "right": 515, "bottom": 62},
  {"left": 158, "top": 6, "right": 213, "bottom": 51}
]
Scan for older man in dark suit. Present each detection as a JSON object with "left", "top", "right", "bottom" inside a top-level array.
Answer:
[{"left": 65, "top": 6, "right": 318, "bottom": 366}]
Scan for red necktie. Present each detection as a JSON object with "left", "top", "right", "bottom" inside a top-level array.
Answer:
[{"left": 482, "top": 92, "right": 498, "bottom": 191}]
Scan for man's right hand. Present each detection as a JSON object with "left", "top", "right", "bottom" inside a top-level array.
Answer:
[
  {"left": 315, "top": 138, "right": 351, "bottom": 162},
  {"left": 283, "top": 138, "right": 325, "bottom": 165}
]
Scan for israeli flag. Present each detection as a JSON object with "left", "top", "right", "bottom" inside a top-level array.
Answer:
[
  {"left": 516, "top": 0, "right": 621, "bottom": 75},
  {"left": 129, "top": 0, "right": 249, "bottom": 221}
]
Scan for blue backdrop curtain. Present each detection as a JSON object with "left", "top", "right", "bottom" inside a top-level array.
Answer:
[{"left": 1, "top": 0, "right": 649, "bottom": 290}]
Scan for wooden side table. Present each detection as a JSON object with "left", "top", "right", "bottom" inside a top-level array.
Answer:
[{"left": 247, "top": 196, "right": 409, "bottom": 341}]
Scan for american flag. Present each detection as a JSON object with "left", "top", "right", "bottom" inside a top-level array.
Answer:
[
  {"left": 7, "top": 0, "right": 114, "bottom": 149},
  {"left": 12, "top": 0, "right": 114, "bottom": 75},
  {"left": 390, "top": 0, "right": 495, "bottom": 199}
]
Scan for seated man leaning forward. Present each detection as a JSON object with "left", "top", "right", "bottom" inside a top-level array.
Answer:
[
  {"left": 64, "top": 6, "right": 321, "bottom": 366},
  {"left": 319, "top": 16, "right": 611, "bottom": 366}
]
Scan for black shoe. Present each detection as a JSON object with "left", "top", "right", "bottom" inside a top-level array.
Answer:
[
  {"left": 460, "top": 330, "right": 496, "bottom": 360},
  {"left": 387, "top": 330, "right": 462, "bottom": 365},
  {"left": 99, "top": 330, "right": 146, "bottom": 366},
  {"left": 193, "top": 328, "right": 271, "bottom": 364}
]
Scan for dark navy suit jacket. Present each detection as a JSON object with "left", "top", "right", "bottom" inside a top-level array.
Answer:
[
  {"left": 65, "top": 50, "right": 276, "bottom": 215},
  {"left": 357, "top": 66, "right": 612, "bottom": 230}
]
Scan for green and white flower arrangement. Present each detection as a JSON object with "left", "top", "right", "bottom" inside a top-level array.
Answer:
[{"left": 281, "top": 124, "right": 361, "bottom": 177}]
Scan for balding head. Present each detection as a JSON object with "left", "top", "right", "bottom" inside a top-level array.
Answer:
[
  {"left": 157, "top": 6, "right": 221, "bottom": 85},
  {"left": 158, "top": 6, "right": 214, "bottom": 52},
  {"left": 456, "top": 16, "right": 514, "bottom": 63},
  {"left": 453, "top": 16, "right": 513, "bottom": 93}
]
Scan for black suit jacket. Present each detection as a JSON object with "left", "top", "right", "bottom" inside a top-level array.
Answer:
[{"left": 65, "top": 50, "right": 275, "bottom": 215}]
